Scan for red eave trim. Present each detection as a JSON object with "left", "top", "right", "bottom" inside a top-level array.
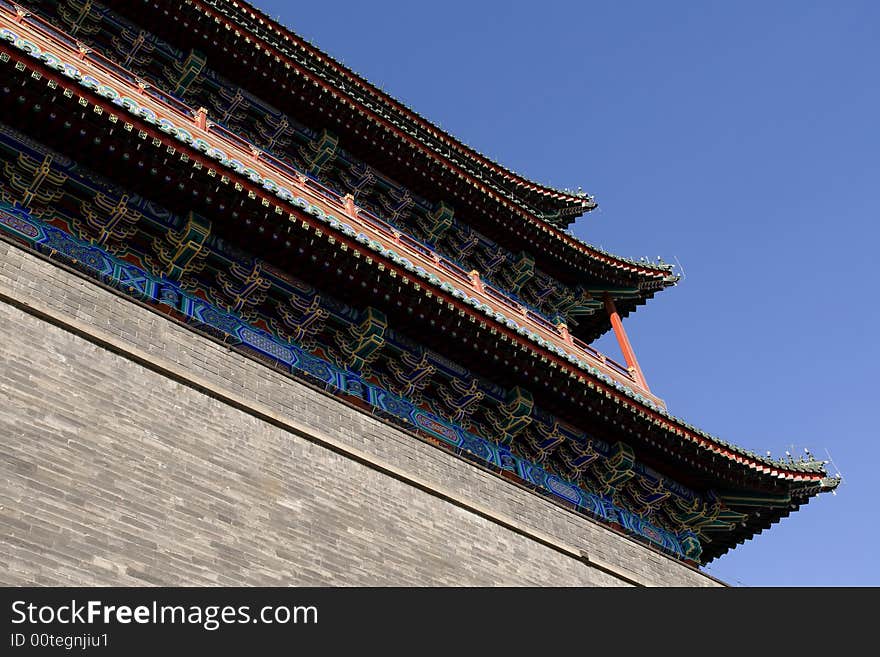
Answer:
[
  {"left": 216, "top": 0, "right": 590, "bottom": 205},
  {"left": 0, "top": 25, "right": 816, "bottom": 486},
  {"left": 185, "top": 0, "right": 671, "bottom": 280}
]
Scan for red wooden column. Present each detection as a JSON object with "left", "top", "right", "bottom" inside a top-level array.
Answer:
[{"left": 604, "top": 293, "right": 650, "bottom": 391}]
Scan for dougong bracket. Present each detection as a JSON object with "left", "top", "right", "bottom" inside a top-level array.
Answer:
[
  {"left": 486, "top": 386, "right": 534, "bottom": 445},
  {"left": 336, "top": 306, "right": 388, "bottom": 371},
  {"left": 301, "top": 129, "right": 339, "bottom": 177},
  {"left": 153, "top": 211, "right": 211, "bottom": 283}
]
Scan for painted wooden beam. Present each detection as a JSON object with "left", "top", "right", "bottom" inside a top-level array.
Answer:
[{"left": 604, "top": 292, "right": 649, "bottom": 391}]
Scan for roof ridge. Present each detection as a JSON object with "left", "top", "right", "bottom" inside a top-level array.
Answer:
[{"left": 211, "top": 0, "right": 596, "bottom": 208}]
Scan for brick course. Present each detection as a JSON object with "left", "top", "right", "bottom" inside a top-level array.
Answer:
[{"left": 0, "top": 241, "right": 720, "bottom": 586}]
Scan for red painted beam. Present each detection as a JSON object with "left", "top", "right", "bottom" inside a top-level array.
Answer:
[{"left": 604, "top": 293, "right": 650, "bottom": 392}]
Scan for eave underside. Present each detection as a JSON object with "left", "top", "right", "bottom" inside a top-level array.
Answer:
[
  {"left": 0, "top": 11, "right": 835, "bottom": 563},
  {"left": 77, "top": 0, "right": 675, "bottom": 299}
]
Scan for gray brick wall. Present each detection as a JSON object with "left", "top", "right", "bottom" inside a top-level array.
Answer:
[{"left": 0, "top": 241, "right": 721, "bottom": 586}]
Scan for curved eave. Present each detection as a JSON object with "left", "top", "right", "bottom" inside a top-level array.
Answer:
[
  {"left": 565, "top": 283, "right": 670, "bottom": 345},
  {"left": 159, "top": 1, "right": 633, "bottom": 262},
  {"left": 204, "top": 0, "right": 596, "bottom": 212},
  {"left": 702, "top": 476, "right": 838, "bottom": 562},
  {"left": 1, "top": 26, "right": 834, "bottom": 537},
  {"left": 631, "top": 405, "right": 833, "bottom": 490},
  {"left": 0, "top": 15, "right": 839, "bottom": 560},
  {"left": 67, "top": 102, "right": 815, "bottom": 487},
  {"left": 63, "top": 0, "right": 678, "bottom": 286}
]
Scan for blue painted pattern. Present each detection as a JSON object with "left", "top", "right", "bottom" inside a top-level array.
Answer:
[{"left": 0, "top": 202, "right": 701, "bottom": 561}]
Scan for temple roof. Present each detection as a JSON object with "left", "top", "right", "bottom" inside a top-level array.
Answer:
[
  {"left": 0, "top": 15, "right": 836, "bottom": 487},
  {"left": 187, "top": 0, "right": 678, "bottom": 294},
  {"left": 19, "top": 0, "right": 681, "bottom": 321},
  {"left": 0, "top": 3, "right": 838, "bottom": 563},
  {"left": 205, "top": 0, "right": 598, "bottom": 226},
  {"left": 26, "top": 0, "right": 680, "bottom": 335}
]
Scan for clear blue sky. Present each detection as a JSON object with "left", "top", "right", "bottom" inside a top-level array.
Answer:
[{"left": 258, "top": 0, "right": 878, "bottom": 586}]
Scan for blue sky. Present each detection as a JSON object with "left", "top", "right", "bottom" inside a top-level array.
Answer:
[{"left": 258, "top": 0, "right": 878, "bottom": 585}]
